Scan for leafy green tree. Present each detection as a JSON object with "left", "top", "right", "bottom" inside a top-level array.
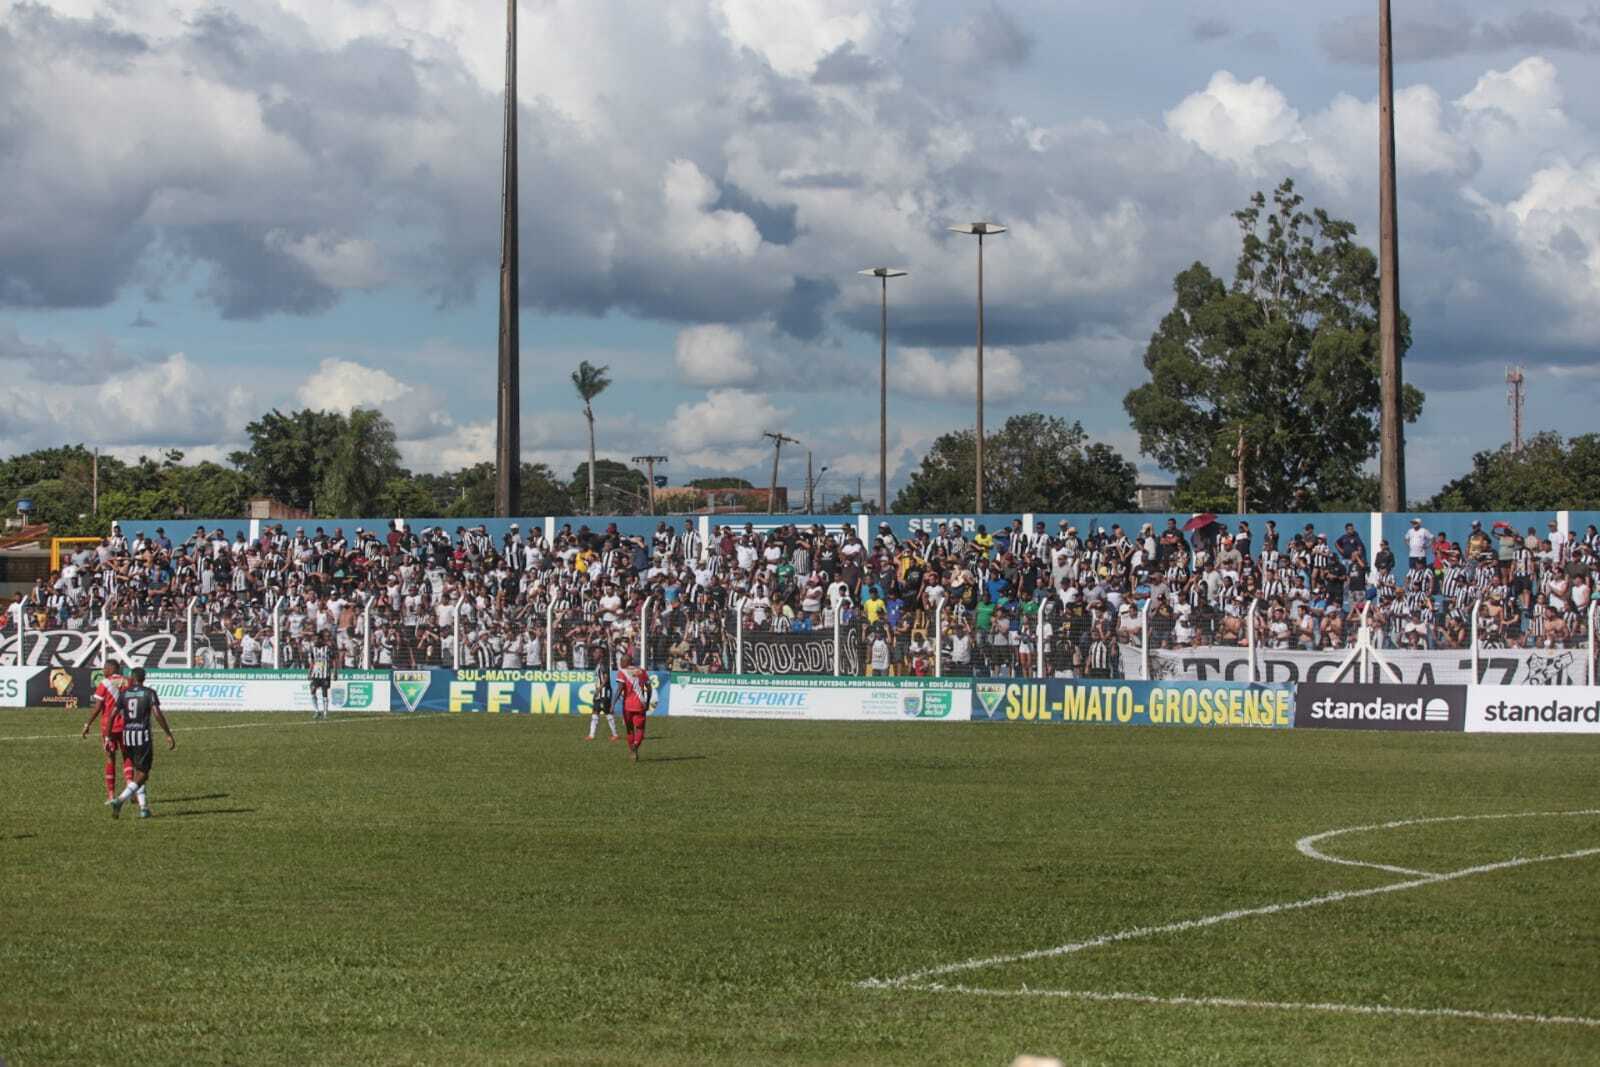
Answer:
[
  {"left": 1123, "top": 179, "right": 1424, "bottom": 512},
  {"left": 316, "top": 409, "right": 401, "bottom": 516},
  {"left": 412, "top": 462, "right": 572, "bottom": 517},
  {"left": 687, "top": 477, "right": 754, "bottom": 490},
  {"left": 570, "top": 360, "right": 611, "bottom": 513},
  {"left": 571, "top": 459, "right": 646, "bottom": 515},
  {"left": 892, "top": 413, "right": 1137, "bottom": 513},
  {"left": 230, "top": 409, "right": 349, "bottom": 510},
  {"left": 1428, "top": 432, "right": 1600, "bottom": 510}
]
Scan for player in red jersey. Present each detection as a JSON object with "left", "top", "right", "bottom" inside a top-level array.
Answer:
[
  {"left": 79, "top": 659, "right": 131, "bottom": 800},
  {"left": 616, "top": 652, "right": 653, "bottom": 763}
]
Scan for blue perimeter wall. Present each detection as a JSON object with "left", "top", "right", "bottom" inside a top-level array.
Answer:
[{"left": 112, "top": 511, "right": 1587, "bottom": 553}]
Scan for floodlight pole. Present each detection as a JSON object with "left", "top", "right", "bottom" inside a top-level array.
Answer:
[
  {"left": 950, "top": 224, "right": 1005, "bottom": 514},
  {"left": 494, "top": 0, "right": 521, "bottom": 517},
  {"left": 1378, "top": 0, "right": 1405, "bottom": 510},
  {"left": 858, "top": 268, "right": 907, "bottom": 515}
]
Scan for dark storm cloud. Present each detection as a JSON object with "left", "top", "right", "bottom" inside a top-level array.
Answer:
[
  {"left": 811, "top": 42, "right": 887, "bottom": 85},
  {"left": 178, "top": 224, "right": 338, "bottom": 321},
  {"left": 775, "top": 276, "right": 839, "bottom": 341},
  {"left": 0, "top": 322, "right": 136, "bottom": 384},
  {"left": 1189, "top": 16, "right": 1233, "bottom": 43},
  {"left": 713, "top": 183, "right": 800, "bottom": 246},
  {"left": 1319, "top": 9, "right": 1600, "bottom": 65}
]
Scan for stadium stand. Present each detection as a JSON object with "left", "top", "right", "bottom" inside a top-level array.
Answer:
[{"left": 2, "top": 511, "right": 1598, "bottom": 683}]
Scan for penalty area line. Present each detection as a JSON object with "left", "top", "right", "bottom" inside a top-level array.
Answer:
[{"left": 894, "top": 983, "right": 1600, "bottom": 1029}]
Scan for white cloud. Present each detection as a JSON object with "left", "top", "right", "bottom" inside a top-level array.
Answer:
[
  {"left": 266, "top": 231, "right": 387, "bottom": 290},
  {"left": 666, "top": 387, "right": 790, "bottom": 470},
  {"left": 891, "top": 346, "right": 1025, "bottom": 403},
  {"left": 674, "top": 323, "right": 758, "bottom": 386},
  {"left": 295, "top": 358, "right": 452, "bottom": 438},
  {"left": 1165, "top": 71, "right": 1302, "bottom": 171}
]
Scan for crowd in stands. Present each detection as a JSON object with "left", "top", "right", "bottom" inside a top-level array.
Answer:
[{"left": 3, "top": 513, "right": 1598, "bottom": 676}]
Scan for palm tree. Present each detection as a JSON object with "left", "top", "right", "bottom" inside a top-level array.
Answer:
[{"left": 571, "top": 360, "right": 611, "bottom": 513}]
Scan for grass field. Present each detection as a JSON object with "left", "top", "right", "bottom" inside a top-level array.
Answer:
[{"left": 4, "top": 708, "right": 1599, "bottom": 1066}]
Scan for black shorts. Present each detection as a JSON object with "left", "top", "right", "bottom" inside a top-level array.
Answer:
[
  {"left": 125, "top": 744, "right": 153, "bottom": 775},
  {"left": 593, "top": 694, "right": 612, "bottom": 715},
  {"left": 310, "top": 677, "right": 331, "bottom": 692}
]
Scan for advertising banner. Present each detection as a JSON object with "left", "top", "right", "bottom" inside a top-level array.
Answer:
[
  {"left": 0, "top": 626, "right": 190, "bottom": 669},
  {"left": 1467, "top": 687, "right": 1600, "bottom": 733},
  {"left": 1294, "top": 683, "right": 1466, "bottom": 732},
  {"left": 389, "top": 668, "right": 671, "bottom": 715},
  {"left": 146, "top": 669, "right": 391, "bottom": 712},
  {"left": 971, "top": 678, "right": 1292, "bottom": 728},
  {"left": 669, "top": 674, "right": 970, "bottom": 722},
  {"left": 1139, "top": 646, "right": 1585, "bottom": 687},
  {"left": 0, "top": 666, "right": 47, "bottom": 708}
]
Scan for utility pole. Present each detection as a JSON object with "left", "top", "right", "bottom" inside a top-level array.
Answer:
[
  {"left": 493, "top": 0, "right": 521, "bottom": 517},
  {"left": 1506, "top": 367, "right": 1525, "bottom": 453},
  {"left": 1235, "top": 428, "right": 1247, "bottom": 516},
  {"left": 631, "top": 455, "right": 667, "bottom": 515},
  {"left": 763, "top": 432, "right": 798, "bottom": 515},
  {"left": 805, "top": 451, "right": 813, "bottom": 513},
  {"left": 92, "top": 447, "right": 99, "bottom": 516},
  {"left": 1377, "top": 0, "right": 1406, "bottom": 511}
]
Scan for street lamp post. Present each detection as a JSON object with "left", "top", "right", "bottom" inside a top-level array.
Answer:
[
  {"left": 858, "top": 268, "right": 907, "bottom": 517},
  {"left": 949, "top": 223, "right": 1005, "bottom": 514}
]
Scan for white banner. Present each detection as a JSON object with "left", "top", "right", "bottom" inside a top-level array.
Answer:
[
  {"left": 1467, "top": 686, "right": 1600, "bottom": 733},
  {"left": 146, "top": 670, "right": 391, "bottom": 713},
  {"left": 0, "top": 667, "right": 41, "bottom": 707},
  {"left": 669, "top": 674, "right": 969, "bottom": 722},
  {"left": 1135, "top": 646, "right": 1590, "bottom": 687}
]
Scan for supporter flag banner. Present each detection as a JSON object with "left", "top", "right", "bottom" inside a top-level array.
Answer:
[
  {"left": 670, "top": 674, "right": 969, "bottom": 722},
  {"left": 147, "top": 669, "right": 392, "bottom": 712},
  {"left": 0, "top": 666, "right": 47, "bottom": 708},
  {"left": 1, "top": 626, "right": 188, "bottom": 669},
  {"left": 732, "top": 628, "right": 864, "bottom": 676},
  {"left": 392, "top": 669, "right": 671, "bottom": 715},
  {"left": 1294, "top": 683, "right": 1467, "bottom": 732},
  {"left": 971, "top": 678, "right": 1292, "bottom": 728},
  {"left": 1138, "top": 646, "right": 1587, "bottom": 687},
  {"left": 1466, "top": 686, "right": 1600, "bottom": 734}
]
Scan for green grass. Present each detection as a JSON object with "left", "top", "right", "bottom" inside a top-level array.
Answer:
[{"left": 3, "top": 709, "right": 1598, "bottom": 1066}]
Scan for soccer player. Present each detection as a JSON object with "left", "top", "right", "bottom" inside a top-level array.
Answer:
[
  {"left": 586, "top": 642, "right": 620, "bottom": 743},
  {"left": 616, "top": 651, "right": 653, "bottom": 763},
  {"left": 79, "top": 658, "right": 130, "bottom": 800},
  {"left": 105, "top": 668, "right": 174, "bottom": 820},
  {"left": 308, "top": 631, "right": 339, "bottom": 720}
]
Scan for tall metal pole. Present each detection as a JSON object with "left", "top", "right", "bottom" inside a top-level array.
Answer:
[
  {"left": 1377, "top": 0, "right": 1405, "bottom": 511},
  {"left": 879, "top": 276, "right": 888, "bottom": 514},
  {"left": 494, "top": 0, "right": 521, "bottom": 517},
  {"left": 976, "top": 231, "right": 985, "bottom": 515}
]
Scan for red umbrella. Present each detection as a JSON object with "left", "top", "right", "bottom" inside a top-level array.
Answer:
[
  {"left": 1491, "top": 520, "right": 1514, "bottom": 532},
  {"left": 1182, "top": 512, "right": 1217, "bottom": 532}
]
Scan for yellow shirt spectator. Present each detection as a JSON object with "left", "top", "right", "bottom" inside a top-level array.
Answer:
[{"left": 864, "top": 593, "right": 886, "bottom": 623}]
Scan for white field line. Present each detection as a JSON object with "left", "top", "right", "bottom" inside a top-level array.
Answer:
[
  {"left": 861, "top": 809, "right": 1600, "bottom": 1027},
  {"left": 901, "top": 983, "right": 1600, "bottom": 1029},
  {"left": 1295, "top": 809, "right": 1600, "bottom": 878},
  {"left": 0, "top": 713, "right": 410, "bottom": 744}
]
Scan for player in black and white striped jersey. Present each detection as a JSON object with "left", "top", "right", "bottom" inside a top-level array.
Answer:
[{"left": 308, "top": 631, "right": 340, "bottom": 720}]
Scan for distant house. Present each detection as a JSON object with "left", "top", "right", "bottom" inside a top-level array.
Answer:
[{"left": 1136, "top": 483, "right": 1177, "bottom": 512}]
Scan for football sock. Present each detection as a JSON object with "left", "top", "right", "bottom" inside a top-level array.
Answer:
[
  {"left": 117, "top": 780, "right": 138, "bottom": 803},
  {"left": 135, "top": 785, "right": 148, "bottom": 811},
  {"left": 104, "top": 760, "right": 116, "bottom": 796},
  {"left": 123, "top": 758, "right": 134, "bottom": 784},
  {"left": 606, "top": 715, "right": 618, "bottom": 738},
  {"left": 588, "top": 714, "right": 598, "bottom": 739}
]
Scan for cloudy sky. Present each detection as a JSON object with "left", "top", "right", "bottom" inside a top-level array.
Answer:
[{"left": 3, "top": 0, "right": 1600, "bottom": 506}]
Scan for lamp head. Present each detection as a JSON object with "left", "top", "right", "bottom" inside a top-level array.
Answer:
[
  {"left": 857, "top": 267, "right": 908, "bottom": 278},
  {"left": 948, "top": 222, "right": 1006, "bottom": 236}
]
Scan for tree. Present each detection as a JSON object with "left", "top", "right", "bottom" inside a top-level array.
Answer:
[
  {"left": 1123, "top": 179, "right": 1424, "bottom": 512},
  {"left": 892, "top": 413, "right": 1137, "bottom": 513},
  {"left": 570, "top": 360, "right": 611, "bottom": 513},
  {"left": 317, "top": 409, "right": 401, "bottom": 516},
  {"left": 1427, "top": 432, "right": 1600, "bottom": 511},
  {"left": 571, "top": 459, "right": 646, "bottom": 515},
  {"left": 687, "top": 477, "right": 753, "bottom": 490},
  {"left": 230, "top": 409, "right": 349, "bottom": 510}
]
